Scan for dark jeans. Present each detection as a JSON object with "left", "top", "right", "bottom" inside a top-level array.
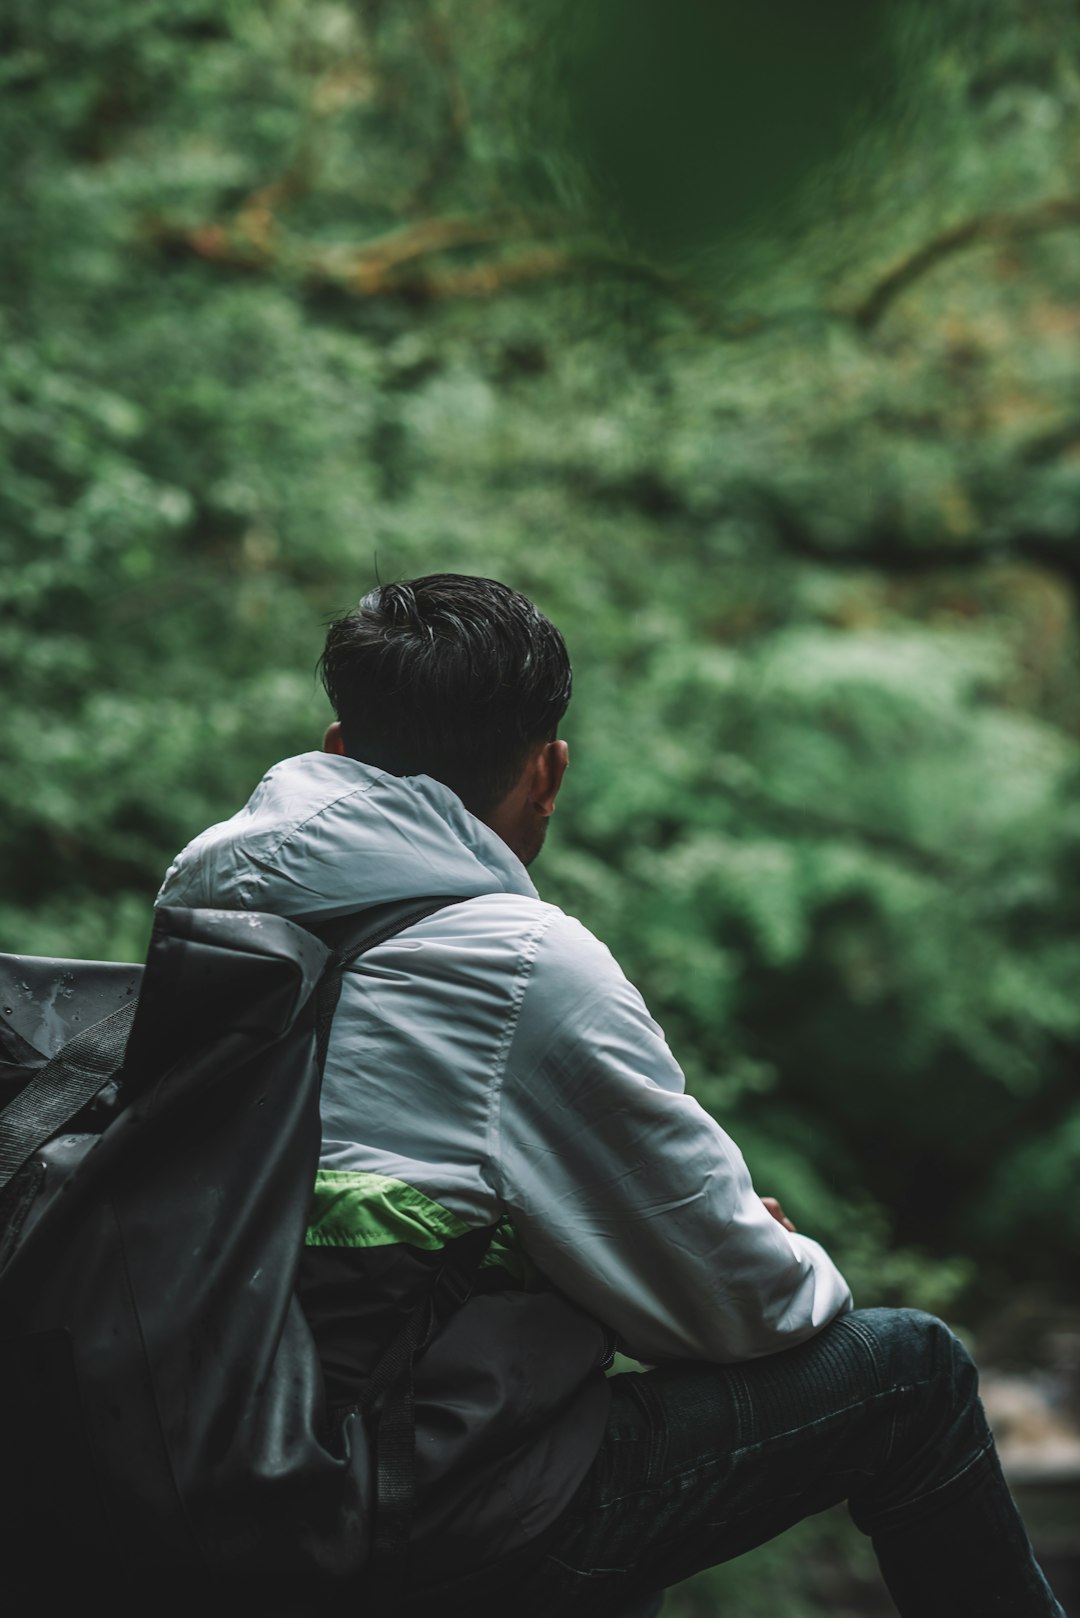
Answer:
[{"left": 512, "top": 1308, "right": 1067, "bottom": 1618}]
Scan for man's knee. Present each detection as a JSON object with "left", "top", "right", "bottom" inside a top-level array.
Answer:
[
  {"left": 845, "top": 1309, "right": 999, "bottom": 1537},
  {"left": 848, "top": 1307, "right": 979, "bottom": 1408}
]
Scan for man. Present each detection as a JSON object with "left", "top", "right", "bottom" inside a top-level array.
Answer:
[{"left": 158, "top": 573, "right": 1064, "bottom": 1617}]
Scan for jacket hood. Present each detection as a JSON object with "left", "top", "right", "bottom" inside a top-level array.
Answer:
[{"left": 156, "top": 752, "right": 538, "bottom": 919}]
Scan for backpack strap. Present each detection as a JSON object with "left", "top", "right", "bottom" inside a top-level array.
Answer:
[
  {"left": 0, "top": 998, "right": 137, "bottom": 1196},
  {"left": 306, "top": 895, "right": 498, "bottom": 1592},
  {"left": 308, "top": 896, "right": 468, "bottom": 1076}
]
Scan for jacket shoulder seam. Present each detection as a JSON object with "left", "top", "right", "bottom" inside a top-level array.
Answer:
[
  {"left": 483, "top": 905, "right": 561, "bottom": 1191},
  {"left": 260, "top": 779, "right": 378, "bottom": 867}
]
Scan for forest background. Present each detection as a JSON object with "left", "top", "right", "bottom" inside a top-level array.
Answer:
[{"left": 2, "top": 1, "right": 1079, "bottom": 1612}]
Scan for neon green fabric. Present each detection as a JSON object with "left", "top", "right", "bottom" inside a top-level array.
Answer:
[
  {"left": 305, "top": 1171, "right": 541, "bottom": 1285},
  {"left": 306, "top": 1169, "right": 471, "bottom": 1250}
]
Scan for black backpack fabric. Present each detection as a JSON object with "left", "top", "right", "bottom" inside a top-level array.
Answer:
[{"left": 0, "top": 897, "right": 486, "bottom": 1615}]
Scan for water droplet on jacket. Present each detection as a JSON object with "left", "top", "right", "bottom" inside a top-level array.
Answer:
[{"left": 2, "top": 1007, "right": 12, "bottom": 1016}]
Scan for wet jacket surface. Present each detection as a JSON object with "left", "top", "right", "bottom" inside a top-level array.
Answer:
[{"left": 158, "top": 752, "right": 852, "bottom": 1570}]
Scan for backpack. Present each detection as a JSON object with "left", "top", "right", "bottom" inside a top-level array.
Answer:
[{"left": 0, "top": 897, "right": 490, "bottom": 1615}]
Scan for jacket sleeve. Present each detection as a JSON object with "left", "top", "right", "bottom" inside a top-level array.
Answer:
[{"left": 489, "top": 910, "right": 852, "bottom": 1365}]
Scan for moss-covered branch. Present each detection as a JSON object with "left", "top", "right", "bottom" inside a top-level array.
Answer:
[{"left": 852, "top": 196, "right": 1080, "bottom": 331}]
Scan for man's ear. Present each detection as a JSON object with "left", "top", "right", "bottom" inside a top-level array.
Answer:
[
  {"left": 323, "top": 721, "right": 346, "bottom": 755},
  {"left": 530, "top": 739, "right": 569, "bottom": 817}
]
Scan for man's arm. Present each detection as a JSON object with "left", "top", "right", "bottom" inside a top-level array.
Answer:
[{"left": 490, "top": 910, "right": 852, "bottom": 1365}]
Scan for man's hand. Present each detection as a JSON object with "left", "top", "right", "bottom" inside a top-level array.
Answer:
[{"left": 761, "top": 1196, "right": 796, "bottom": 1233}]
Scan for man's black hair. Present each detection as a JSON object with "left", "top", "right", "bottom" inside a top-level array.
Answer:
[{"left": 318, "top": 574, "right": 572, "bottom": 816}]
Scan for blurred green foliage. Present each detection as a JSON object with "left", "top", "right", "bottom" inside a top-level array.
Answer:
[{"left": 3, "top": 1, "right": 1079, "bottom": 1610}]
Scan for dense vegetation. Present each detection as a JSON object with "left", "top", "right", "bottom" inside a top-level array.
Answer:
[{"left": 3, "top": 2, "right": 1079, "bottom": 1610}]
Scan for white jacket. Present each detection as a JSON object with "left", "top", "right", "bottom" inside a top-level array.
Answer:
[{"left": 159, "top": 751, "right": 851, "bottom": 1367}]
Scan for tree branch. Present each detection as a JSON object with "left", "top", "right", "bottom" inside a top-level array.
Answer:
[
  {"left": 851, "top": 196, "right": 1080, "bottom": 332},
  {"left": 149, "top": 211, "right": 707, "bottom": 317}
]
